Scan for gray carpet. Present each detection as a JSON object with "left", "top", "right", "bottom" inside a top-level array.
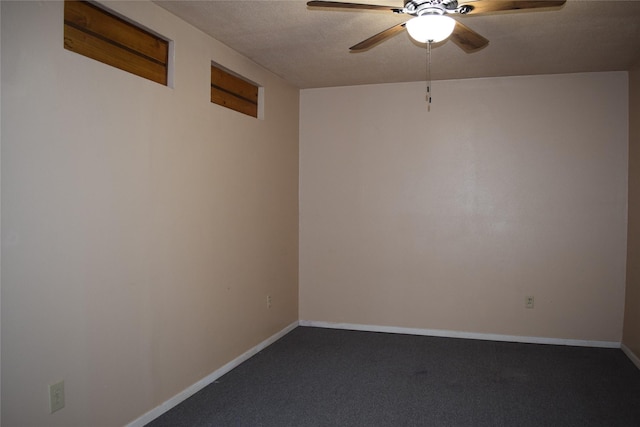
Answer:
[{"left": 146, "top": 326, "right": 640, "bottom": 426}]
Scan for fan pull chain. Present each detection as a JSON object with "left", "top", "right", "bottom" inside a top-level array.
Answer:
[{"left": 426, "top": 41, "right": 432, "bottom": 111}]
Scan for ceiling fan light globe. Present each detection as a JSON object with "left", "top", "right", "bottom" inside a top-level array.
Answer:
[{"left": 406, "top": 15, "right": 455, "bottom": 43}]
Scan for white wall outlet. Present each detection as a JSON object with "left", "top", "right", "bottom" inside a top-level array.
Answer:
[
  {"left": 525, "top": 296, "right": 534, "bottom": 309},
  {"left": 267, "top": 295, "right": 272, "bottom": 309},
  {"left": 49, "top": 380, "right": 65, "bottom": 413}
]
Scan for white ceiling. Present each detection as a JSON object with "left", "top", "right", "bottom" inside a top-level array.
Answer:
[{"left": 154, "top": 0, "right": 640, "bottom": 89}]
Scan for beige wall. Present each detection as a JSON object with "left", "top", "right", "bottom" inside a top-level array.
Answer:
[
  {"left": 300, "top": 72, "right": 628, "bottom": 343},
  {"left": 624, "top": 61, "right": 640, "bottom": 358},
  {"left": 1, "top": 1, "right": 299, "bottom": 426},
  {"left": 0, "top": 2, "right": 3, "bottom": 422}
]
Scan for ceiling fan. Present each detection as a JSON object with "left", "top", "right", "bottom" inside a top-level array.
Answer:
[{"left": 307, "top": 0, "right": 567, "bottom": 52}]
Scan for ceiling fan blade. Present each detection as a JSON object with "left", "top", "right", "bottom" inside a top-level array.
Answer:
[
  {"left": 460, "top": 0, "right": 566, "bottom": 15},
  {"left": 350, "top": 22, "right": 406, "bottom": 51},
  {"left": 307, "top": 1, "right": 401, "bottom": 12},
  {"left": 450, "top": 21, "right": 489, "bottom": 52}
]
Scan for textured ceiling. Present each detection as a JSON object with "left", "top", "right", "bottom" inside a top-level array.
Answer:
[{"left": 154, "top": 0, "right": 640, "bottom": 88}]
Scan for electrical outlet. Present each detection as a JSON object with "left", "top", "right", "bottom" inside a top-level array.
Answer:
[
  {"left": 49, "top": 380, "right": 65, "bottom": 414},
  {"left": 525, "top": 296, "right": 534, "bottom": 309},
  {"left": 267, "top": 295, "right": 272, "bottom": 309}
]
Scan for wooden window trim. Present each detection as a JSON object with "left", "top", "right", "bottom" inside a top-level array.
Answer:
[
  {"left": 211, "top": 63, "right": 259, "bottom": 118},
  {"left": 64, "top": 0, "right": 169, "bottom": 85}
]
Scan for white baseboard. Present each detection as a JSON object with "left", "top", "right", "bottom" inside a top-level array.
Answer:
[
  {"left": 621, "top": 343, "right": 640, "bottom": 370},
  {"left": 126, "top": 321, "right": 299, "bottom": 427},
  {"left": 299, "top": 320, "right": 621, "bottom": 349}
]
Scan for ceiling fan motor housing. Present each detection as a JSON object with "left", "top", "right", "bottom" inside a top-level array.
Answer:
[{"left": 403, "top": 0, "right": 473, "bottom": 15}]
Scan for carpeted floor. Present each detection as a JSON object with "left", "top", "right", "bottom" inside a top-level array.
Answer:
[{"left": 146, "top": 326, "right": 640, "bottom": 426}]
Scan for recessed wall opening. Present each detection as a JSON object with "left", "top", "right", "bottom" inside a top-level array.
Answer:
[
  {"left": 63, "top": 0, "right": 172, "bottom": 86},
  {"left": 211, "top": 62, "right": 263, "bottom": 119}
]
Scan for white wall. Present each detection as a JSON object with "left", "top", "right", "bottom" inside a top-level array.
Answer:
[
  {"left": 0, "top": 2, "right": 3, "bottom": 424},
  {"left": 300, "top": 72, "right": 628, "bottom": 343},
  {"left": 625, "top": 60, "right": 640, "bottom": 359},
  {"left": 1, "top": 1, "right": 299, "bottom": 426}
]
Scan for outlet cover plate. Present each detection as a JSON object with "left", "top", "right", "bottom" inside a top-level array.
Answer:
[
  {"left": 525, "top": 296, "right": 535, "bottom": 309},
  {"left": 49, "top": 380, "right": 65, "bottom": 413}
]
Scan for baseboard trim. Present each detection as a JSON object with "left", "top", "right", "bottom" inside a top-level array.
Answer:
[
  {"left": 621, "top": 343, "right": 640, "bottom": 370},
  {"left": 299, "top": 320, "right": 620, "bottom": 349},
  {"left": 126, "top": 320, "right": 299, "bottom": 427}
]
